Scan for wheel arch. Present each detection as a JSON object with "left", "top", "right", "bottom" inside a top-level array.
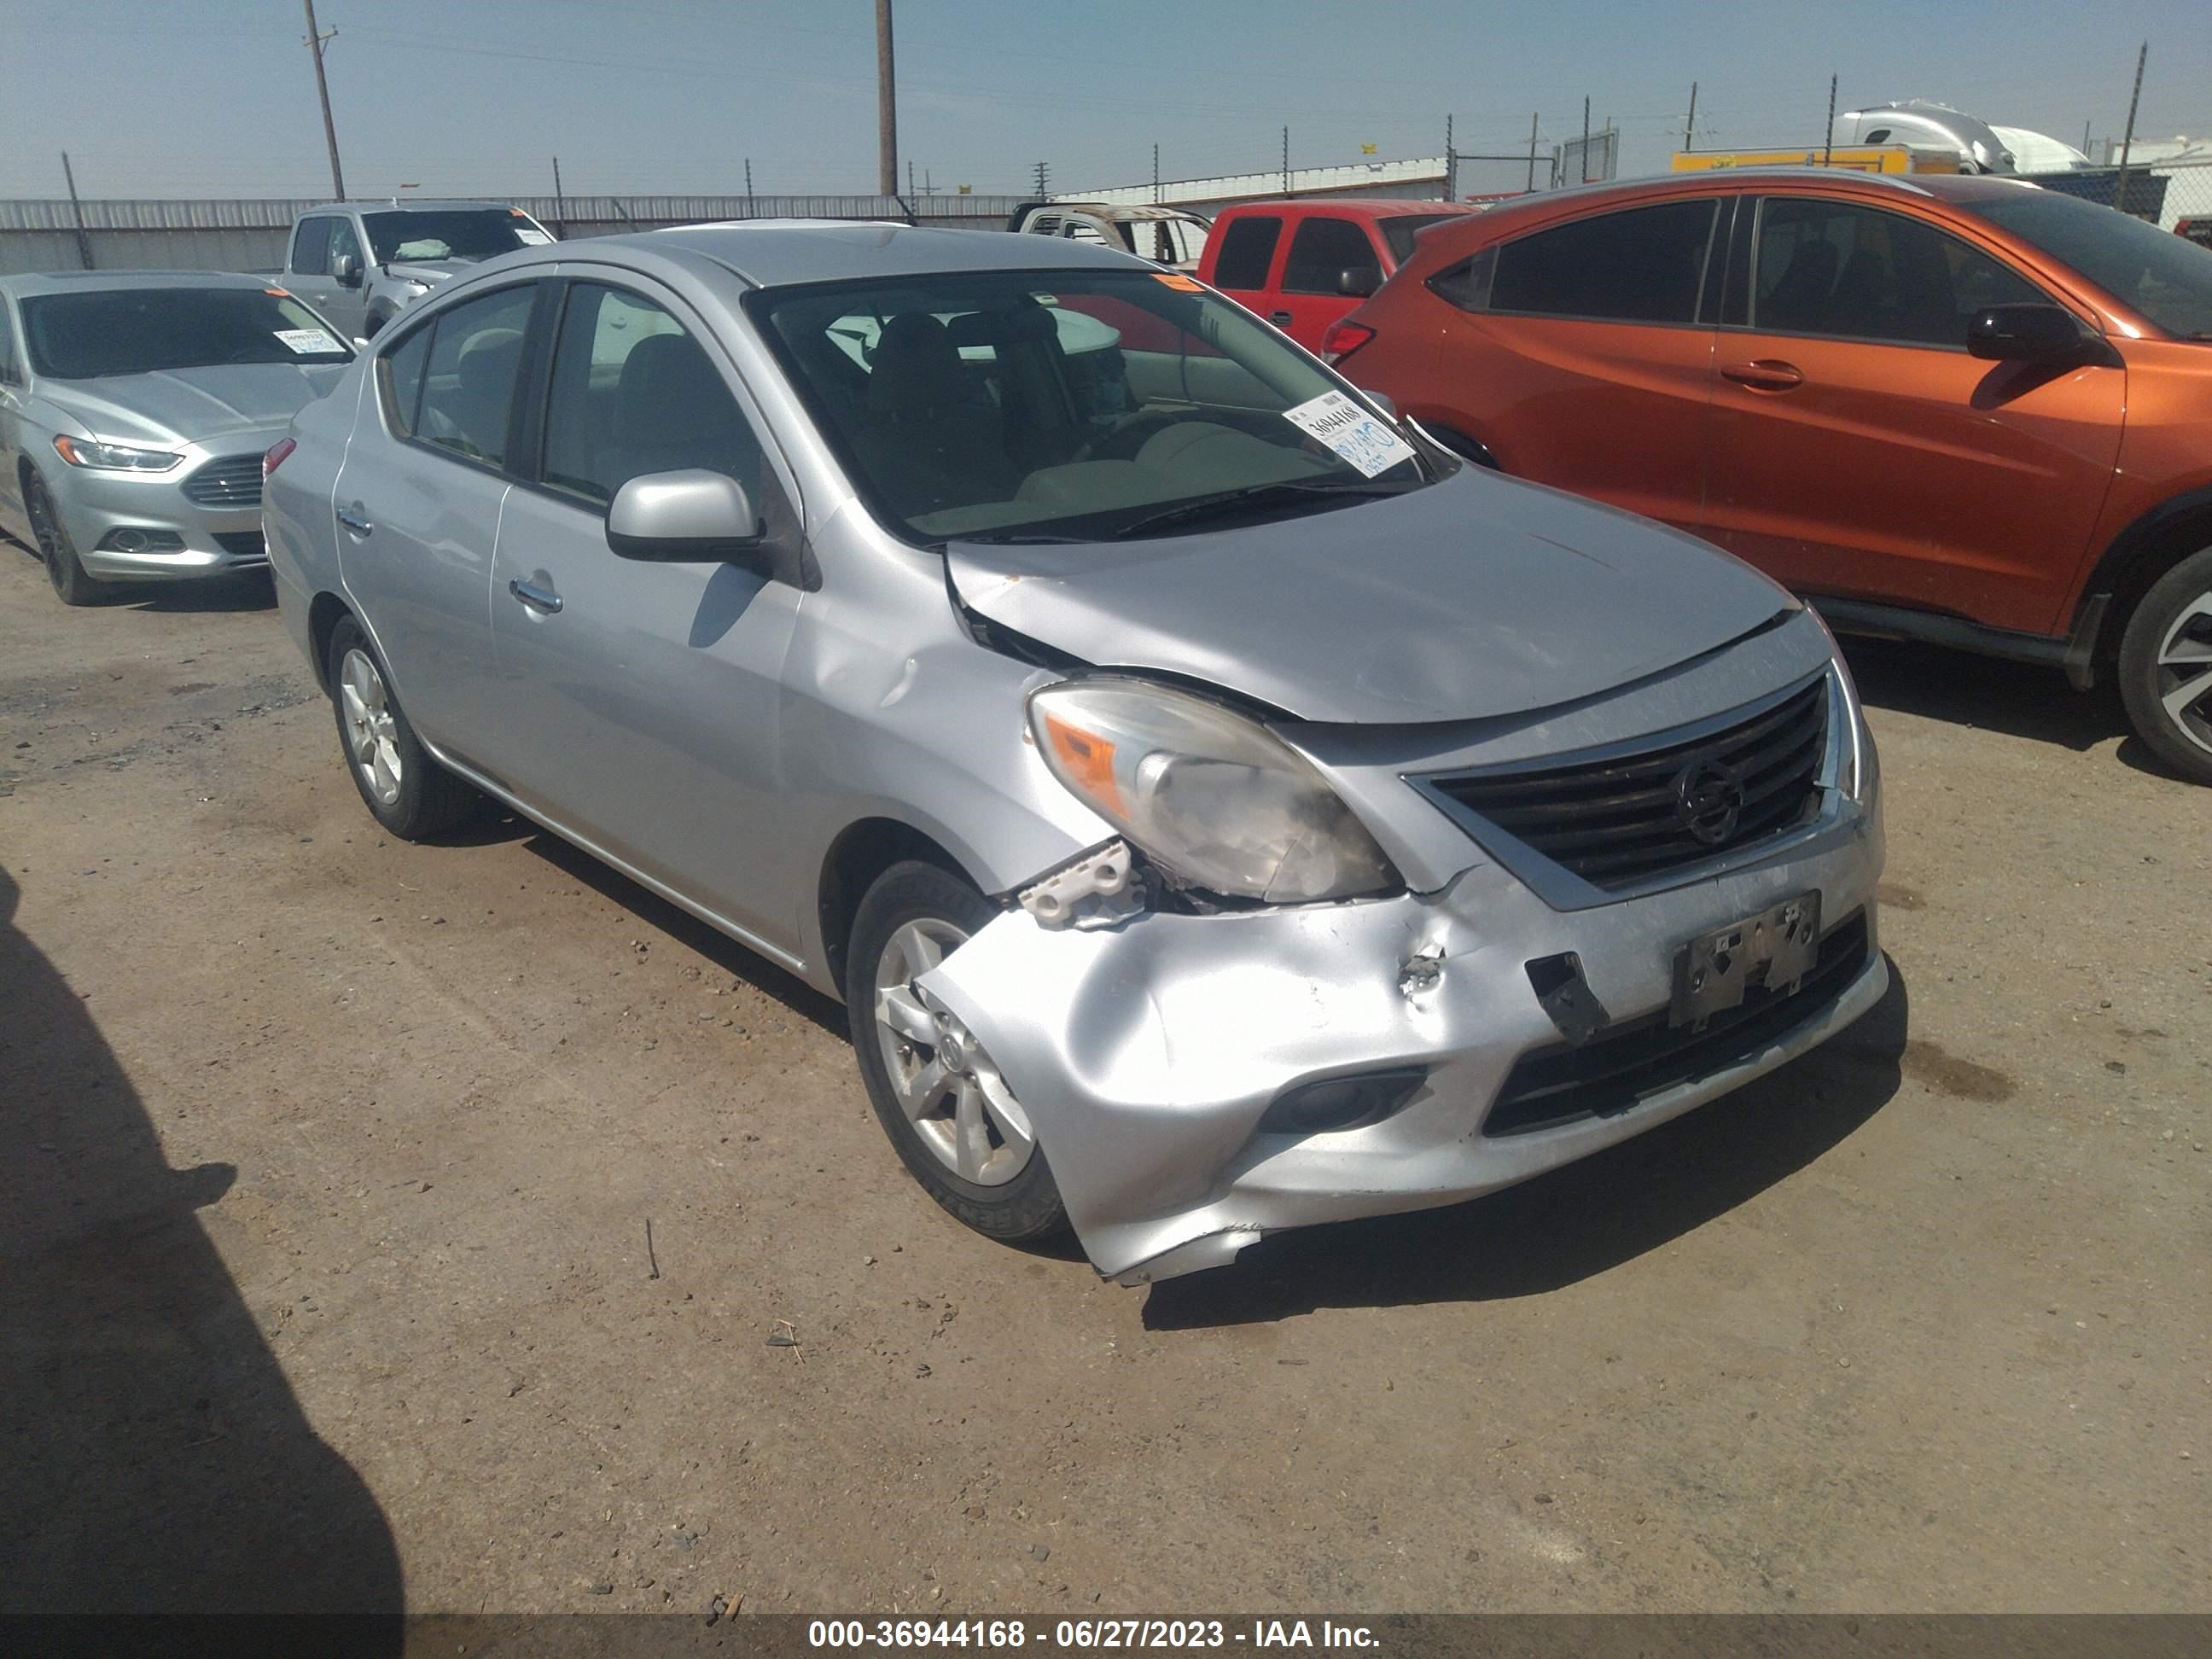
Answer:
[
  {"left": 306, "top": 590, "right": 355, "bottom": 692},
  {"left": 816, "top": 817, "right": 981, "bottom": 999},
  {"left": 2071, "top": 484, "right": 2212, "bottom": 668}
]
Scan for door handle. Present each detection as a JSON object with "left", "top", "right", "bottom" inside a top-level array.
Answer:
[
  {"left": 1268, "top": 310, "right": 1293, "bottom": 326},
  {"left": 336, "top": 504, "right": 373, "bottom": 536},
  {"left": 508, "top": 577, "right": 563, "bottom": 615},
  {"left": 1721, "top": 359, "right": 1804, "bottom": 392}
]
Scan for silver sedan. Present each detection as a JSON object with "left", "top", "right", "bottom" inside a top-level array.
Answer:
[
  {"left": 0, "top": 271, "right": 352, "bottom": 604},
  {"left": 264, "top": 224, "right": 1885, "bottom": 1285}
]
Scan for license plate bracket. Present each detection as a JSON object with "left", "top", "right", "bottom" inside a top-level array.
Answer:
[{"left": 1670, "top": 893, "right": 1821, "bottom": 1028}]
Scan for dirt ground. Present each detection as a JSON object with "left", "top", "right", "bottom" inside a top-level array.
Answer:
[{"left": 1, "top": 539, "right": 2205, "bottom": 1619}]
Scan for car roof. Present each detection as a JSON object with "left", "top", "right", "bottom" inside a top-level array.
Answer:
[
  {"left": 0, "top": 269, "right": 282, "bottom": 299},
  {"left": 1221, "top": 197, "right": 1487, "bottom": 218},
  {"left": 305, "top": 199, "right": 527, "bottom": 214},
  {"left": 552, "top": 221, "right": 1155, "bottom": 288}
]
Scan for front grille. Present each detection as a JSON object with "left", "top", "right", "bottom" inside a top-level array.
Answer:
[
  {"left": 1425, "top": 677, "right": 1829, "bottom": 893},
  {"left": 181, "top": 454, "right": 264, "bottom": 509},
  {"left": 1483, "top": 911, "right": 1870, "bottom": 1138},
  {"left": 214, "top": 530, "right": 268, "bottom": 562}
]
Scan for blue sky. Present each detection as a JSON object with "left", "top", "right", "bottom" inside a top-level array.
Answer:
[{"left": 3, "top": 0, "right": 2206, "bottom": 201}]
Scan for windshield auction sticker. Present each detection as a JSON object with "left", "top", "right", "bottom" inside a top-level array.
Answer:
[
  {"left": 274, "top": 328, "right": 344, "bottom": 355},
  {"left": 1281, "top": 390, "right": 1414, "bottom": 478}
]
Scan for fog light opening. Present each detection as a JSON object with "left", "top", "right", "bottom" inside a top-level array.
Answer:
[
  {"left": 1257, "top": 1068, "right": 1428, "bottom": 1138},
  {"left": 97, "top": 527, "right": 185, "bottom": 555}
]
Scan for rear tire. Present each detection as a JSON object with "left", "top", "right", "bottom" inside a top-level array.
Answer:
[
  {"left": 323, "top": 615, "right": 484, "bottom": 838},
  {"left": 2117, "top": 546, "right": 2212, "bottom": 787},
  {"left": 846, "top": 860, "right": 1068, "bottom": 1244},
  {"left": 25, "top": 473, "right": 106, "bottom": 607}
]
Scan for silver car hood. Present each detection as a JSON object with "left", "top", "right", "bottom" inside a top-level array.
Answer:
[
  {"left": 945, "top": 468, "right": 1792, "bottom": 725},
  {"left": 48, "top": 364, "right": 351, "bottom": 449}
]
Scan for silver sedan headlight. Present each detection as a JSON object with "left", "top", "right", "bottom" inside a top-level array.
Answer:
[
  {"left": 52, "top": 434, "right": 182, "bottom": 472},
  {"left": 1027, "top": 678, "right": 1399, "bottom": 904}
]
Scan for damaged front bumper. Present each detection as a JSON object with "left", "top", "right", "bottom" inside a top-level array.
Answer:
[{"left": 919, "top": 803, "right": 1885, "bottom": 1286}]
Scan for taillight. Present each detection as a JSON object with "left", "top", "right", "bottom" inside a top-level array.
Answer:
[
  {"left": 1320, "top": 321, "right": 1375, "bottom": 364},
  {"left": 263, "top": 438, "right": 296, "bottom": 479}
]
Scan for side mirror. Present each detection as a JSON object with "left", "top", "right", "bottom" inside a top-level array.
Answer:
[
  {"left": 606, "top": 470, "right": 764, "bottom": 564},
  {"left": 1967, "top": 303, "right": 2090, "bottom": 362},
  {"left": 1336, "top": 265, "right": 1381, "bottom": 298},
  {"left": 333, "top": 251, "right": 363, "bottom": 288}
]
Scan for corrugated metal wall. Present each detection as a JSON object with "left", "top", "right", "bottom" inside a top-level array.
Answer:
[{"left": 0, "top": 195, "right": 1034, "bottom": 275}]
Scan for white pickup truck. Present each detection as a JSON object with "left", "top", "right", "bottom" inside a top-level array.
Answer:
[{"left": 1004, "top": 201, "right": 1211, "bottom": 271}]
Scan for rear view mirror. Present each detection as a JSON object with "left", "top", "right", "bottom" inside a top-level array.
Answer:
[
  {"left": 333, "top": 252, "right": 363, "bottom": 288},
  {"left": 606, "top": 470, "right": 763, "bottom": 563},
  {"left": 1967, "top": 303, "right": 2090, "bottom": 362},
  {"left": 1336, "top": 265, "right": 1381, "bottom": 298}
]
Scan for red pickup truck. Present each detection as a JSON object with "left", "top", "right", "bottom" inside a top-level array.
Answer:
[{"left": 1196, "top": 198, "right": 1490, "bottom": 351}]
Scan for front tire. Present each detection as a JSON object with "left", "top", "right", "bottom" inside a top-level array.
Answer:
[
  {"left": 25, "top": 472, "right": 105, "bottom": 607},
  {"left": 2117, "top": 546, "right": 2212, "bottom": 786},
  {"left": 847, "top": 860, "right": 1068, "bottom": 1244},
  {"left": 323, "top": 615, "right": 483, "bottom": 837}
]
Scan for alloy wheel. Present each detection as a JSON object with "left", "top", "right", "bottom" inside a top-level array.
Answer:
[
  {"left": 338, "top": 647, "right": 405, "bottom": 806},
  {"left": 2153, "top": 592, "right": 2212, "bottom": 759},
  {"left": 871, "top": 917, "right": 1036, "bottom": 1187}
]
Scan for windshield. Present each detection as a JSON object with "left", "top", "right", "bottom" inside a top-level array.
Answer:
[
  {"left": 361, "top": 208, "right": 550, "bottom": 264},
  {"left": 752, "top": 268, "right": 1426, "bottom": 543},
  {"left": 1380, "top": 212, "right": 1469, "bottom": 265},
  {"left": 1965, "top": 188, "right": 2212, "bottom": 339},
  {"left": 20, "top": 287, "right": 354, "bottom": 379}
]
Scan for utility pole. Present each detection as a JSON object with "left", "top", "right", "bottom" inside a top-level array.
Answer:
[
  {"left": 60, "top": 152, "right": 94, "bottom": 271},
  {"left": 1685, "top": 81, "right": 1697, "bottom": 152},
  {"left": 745, "top": 158, "right": 754, "bottom": 217},
  {"left": 1823, "top": 73, "right": 1837, "bottom": 166},
  {"left": 550, "top": 156, "right": 568, "bottom": 236},
  {"left": 1032, "top": 160, "right": 1050, "bottom": 197},
  {"left": 908, "top": 159, "right": 917, "bottom": 198},
  {"left": 2112, "top": 41, "right": 2147, "bottom": 214},
  {"left": 302, "top": 0, "right": 346, "bottom": 200},
  {"left": 1281, "top": 125, "right": 1289, "bottom": 195},
  {"left": 1580, "top": 97, "right": 1591, "bottom": 182},
  {"left": 875, "top": 0, "right": 898, "bottom": 197},
  {"left": 1152, "top": 143, "right": 1161, "bottom": 204},
  {"left": 1528, "top": 111, "right": 1540, "bottom": 191},
  {"left": 1444, "top": 114, "right": 1456, "bottom": 201}
]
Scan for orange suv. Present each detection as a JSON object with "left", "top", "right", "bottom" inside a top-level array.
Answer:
[{"left": 1329, "top": 171, "right": 2212, "bottom": 783}]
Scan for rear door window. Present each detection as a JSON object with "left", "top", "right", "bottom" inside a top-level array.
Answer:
[
  {"left": 1282, "top": 217, "right": 1382, "bottom": 295},
  {"left": 291, "top": 218, "right": 335, "bottom": 276},
  {"left": 411, "top": 285, "right": 538, "bottom": 468},
  {"left": 1211, "top": 216, "right": 1283, "bottom": 290},
  {"left": 1752, "top": 197, "right": 2045, "bottom": 346},
  {"left": 1486, "top": 199, "right": 1720, "bottom": 323}
]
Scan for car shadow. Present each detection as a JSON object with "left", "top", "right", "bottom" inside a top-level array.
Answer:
[
  {"left": 114, "top": 573, "right": 278, "bottom": 614},
  {"left": 0, "top": 864, "right": 403, "bottom": 1631},
  {"left": 517, "top": 829, "right": 848, "bottom": 1038},
  {"left": 1837, "top": 635, "right": 2121, "bottom": 753},
  {"left": 1140, "top": 962, "right": 1908, "bottom": 1330}
]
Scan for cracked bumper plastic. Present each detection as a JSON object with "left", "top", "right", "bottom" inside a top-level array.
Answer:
[{"left": 920, "top": 800, "right": 1884, "bottom": 1285}]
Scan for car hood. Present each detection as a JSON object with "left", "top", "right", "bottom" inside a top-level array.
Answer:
[
  {"left": 945, "top": 468, "right": 1792, "bottom": 725},
  {"left": 47, "top": 363, "right": 352, "bottom": 449}
]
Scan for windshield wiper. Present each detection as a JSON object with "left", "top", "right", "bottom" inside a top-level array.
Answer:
[
  {"left": 1109, "top": 477, "right": 1417, "bottom": 541},
  {"left": 951, "top": 531, "right": 1097, "bottom": 546}
]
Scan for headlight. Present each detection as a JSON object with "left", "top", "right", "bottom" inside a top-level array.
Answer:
[
  {"left": 52, "top": 434, "right": 182, "bottom": 472},
  {"left": 1027, "top": 678, "right": 1399, "bottom": 903},
  {"left": 1805, "top": 606, "right": 1877, "bottom": 805}
]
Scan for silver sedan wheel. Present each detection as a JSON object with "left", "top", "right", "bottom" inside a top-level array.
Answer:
[
  {"left": 2155, "top": 592, "right": 2212, "bottom": 758},
  {"left": 338, "top": 647, "right": 405, "bottom": 806},
  {"left": 872, "top": 917, "right": 1036, "bottom": 1187}
]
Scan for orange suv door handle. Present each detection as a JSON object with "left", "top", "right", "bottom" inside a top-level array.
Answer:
[{"left": 1721, "top": 359, "right": 1804, "bottom": 392}]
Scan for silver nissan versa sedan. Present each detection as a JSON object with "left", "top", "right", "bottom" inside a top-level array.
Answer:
[
  {"left": 264, "top": 223, "right": 1887, "bottom": 1286},
  {"left": 0, "top": 271, "right": 353, "bottom": 604}
]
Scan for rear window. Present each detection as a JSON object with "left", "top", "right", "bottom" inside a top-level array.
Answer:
[
  {"left": 19, "top": 287, "right": 354, "bottom": 378},
  {"left": 1282, "top": 218, "right": 1380, "bottom": 295},
  {"left": 1482, "top": 199, "right": 1720, "bottom": 324},
  {"left": 1210, "top": 217, "right": 1283, "bottom": 290},
  {"left": 1379, "top": 213, "right": 1466, "bottom": 265},
  {"left": 1964, "top": 187, "right": 2212, "bottom": 340}
]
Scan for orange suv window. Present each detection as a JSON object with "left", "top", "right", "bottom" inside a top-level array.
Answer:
[{"left": 1751, "top": 198, "right": 2040, "bottom": 347}]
